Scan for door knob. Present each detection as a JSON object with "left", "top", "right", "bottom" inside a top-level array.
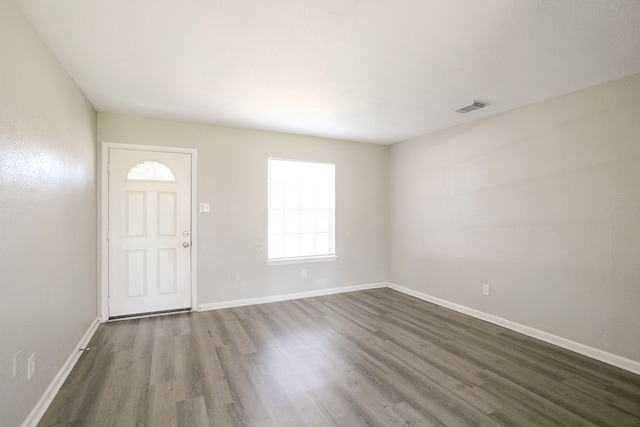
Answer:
[{"left": 183, "top": 242, "right": 190, "bottom": 248}]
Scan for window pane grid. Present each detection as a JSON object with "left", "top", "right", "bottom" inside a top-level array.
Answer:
[{"left": 268, "top": 159, "right": 335, "bottom": 260}]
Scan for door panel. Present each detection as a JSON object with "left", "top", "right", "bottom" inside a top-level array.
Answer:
[
  {"left": 126, "top": 250, "right": 147, "bottom": 297},
  {"left": 126, "top": 192, "right": 146, "bottom": 236},
  {"left": 108, "top": 148, "right": 192, "bottom": 317},
  {"left": 158, "top": 248, "right": 177, "bottom": 294},
  {"left": 157, "top": 192, "right": 177, "bottom": 236}
]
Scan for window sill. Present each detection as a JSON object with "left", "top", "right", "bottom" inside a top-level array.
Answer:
[{"left": 267, "top": 255, "right": 337, "bottom": 266}]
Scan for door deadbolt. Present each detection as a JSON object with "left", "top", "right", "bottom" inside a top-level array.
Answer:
[{"left": 183, "top": 231, "right": 189, "bottom": 237}]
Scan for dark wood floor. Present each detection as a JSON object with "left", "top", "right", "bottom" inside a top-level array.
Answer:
[{"left": 40, "top": 288, "right": 640, "bottom": 426}]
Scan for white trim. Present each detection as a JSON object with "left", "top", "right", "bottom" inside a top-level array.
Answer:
[
  {"left": 266, "top": 255, "right": 337, "bottom": 266},
  {"left": 100, "top": 143, "right": 109, "bottom": 321},
  {"left": 387, "top": 282, "right": 640, "bottom": 376},
  {"left": 198, "top": 282, "right": 387, "bottom": 311},
  {"left": 21, "top": 317, "right": 100, "bottom": 427},
  {"left": 100, "top": 142, "right": 198, "bottom": 321}
]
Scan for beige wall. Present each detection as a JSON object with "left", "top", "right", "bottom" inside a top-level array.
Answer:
[
  {"left": 389, "top": 72, "right": 640, "bottom": 363},
  {"left": 98, "top": 113, "right": 389, "bottom": 306},
  {"left": 0, "top": 0, "right": 97, "bottom": 425}
]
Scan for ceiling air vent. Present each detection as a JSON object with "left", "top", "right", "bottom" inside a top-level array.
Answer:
[{"left": 454, "top": 101, "right": 486, "bottom": 113}]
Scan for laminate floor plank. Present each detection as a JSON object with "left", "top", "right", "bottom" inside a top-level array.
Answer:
[
  {"left": 478, "top": 369, "right": 598, "bottom": 427},
  {"left": 254, "top": 346, "right": 338, "bottom": 426},
  {"left": 242, "top": 353, "right": 309, "bottom": 426},
  {"left": 146, "top": 378, "right": 185, "bottom": 427},
  {"left": 220, "top": 317, "right": 258, "bottom": 355},
  {"left": 176, "top": 395, "right": 211, "bottom": 427},
  {"left": 131, "top": 318, "right": 156, "bottom": 354},
  {"left": 149, "top": 335, "right": 175, "bottom": 386},
  {"left": 216, "top": 344, "right": 272, "bottom": 424},
  {"left": 369, "top": 341, "right": 503, "bottom": 427},
  {"left": 40, "top": 342, "right": 115, "bottom": 425},
  {"left": 111, "top": 382, "right": 149, "bottom": 427},
  {"left": 38, "top": 289, "right": 640, "bottom": 426},
  {"left": 291, "top": 298, "right": 327, "bottom": 318},
  {"left": 375, "top": 337, "right": 499, "bottom": 415},
  {"left": 192, "top": 311, "right": 227, "bottom": 348},
  {"left": 478, "top": 356, "right": 640, "bottom": 426},
  {"left": 322, "top": 299, "right": 383, "bottom": 333},
  {"left": 376, "top": 315, "right": 486, "bottom": 387},
  {"left": 562, "top": 374, "right": 640, "bottom": 417}
]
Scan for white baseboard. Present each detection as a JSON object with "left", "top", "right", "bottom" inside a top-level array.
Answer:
[
  {"left": 387, "top": 282, "right": 640, "bottom": 376},
  {"left": 198, "top": 282, "right": 388, "bottom": 311},
  {"left": 21, "top": 317, "right": 101, "bottom": 427}
]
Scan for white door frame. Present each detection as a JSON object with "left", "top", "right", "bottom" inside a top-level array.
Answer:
[{"left": 100, "top": 142, "right": 198, "bottom": 322}]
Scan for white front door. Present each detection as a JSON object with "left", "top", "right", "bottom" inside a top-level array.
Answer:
[{"left": 108, "top": 148, "right": 192, "bottom": 318}]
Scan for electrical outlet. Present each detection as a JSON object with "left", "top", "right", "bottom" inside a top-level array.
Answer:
[
  {"left": 302, "top": 269, "right": 307, "bottom": 278},
  {"left": 482, "top": 284, "right": 490, "bottom": 296},
  {"left": 27, "top": 353, "right": 35, "bottom": 379}
]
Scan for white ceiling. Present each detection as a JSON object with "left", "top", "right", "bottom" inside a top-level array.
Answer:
[{"left": 15, "top": 0, "right": 640, "bottom": 144}]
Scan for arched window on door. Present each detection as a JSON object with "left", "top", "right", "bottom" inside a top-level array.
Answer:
[{"left": 126, "top": 161, "right": 176, "bottom": 181}]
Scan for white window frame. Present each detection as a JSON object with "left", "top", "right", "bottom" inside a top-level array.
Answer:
[{"left": 267, "top": 158, "right": 336, "bottom": 266}]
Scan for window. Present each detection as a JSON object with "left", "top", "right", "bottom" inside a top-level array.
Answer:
[
  {"left": 127, "top": 161, "right": 175, "bottom": 181},
  {"left": 268, "top": 158, "right": 335, "bottom": 263}
]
